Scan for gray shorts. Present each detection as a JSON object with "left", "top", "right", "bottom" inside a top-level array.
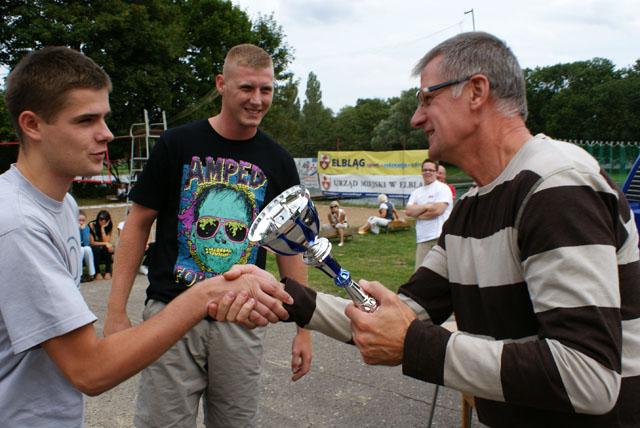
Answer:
[
  {"left": 134, "top": 299, "right": 266, "bottom": 428},
  {"left": 415, "top": 238, "right": 438, "bottom": 271}
]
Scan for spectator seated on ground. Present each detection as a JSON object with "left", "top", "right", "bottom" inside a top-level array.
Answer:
[
  {"left": 358, "top": 194, "right": 400, "bottom": 235},
  {"left": 78, "top": 210, "right": 96, "bottom": 282},
  {"left": 89, "top": 209, "right": 114, "bottom": 280},
  {"left": 320, "top": 200, "right": 349, "bottom": 247}
]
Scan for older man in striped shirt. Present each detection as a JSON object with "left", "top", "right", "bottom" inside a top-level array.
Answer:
[{"left": 214, "top": 31, "right": 640, "bottom": 427}]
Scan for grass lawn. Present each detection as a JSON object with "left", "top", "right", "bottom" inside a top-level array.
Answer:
[{"left": 264, "top": 229, "right": 417, "bottom": 298}]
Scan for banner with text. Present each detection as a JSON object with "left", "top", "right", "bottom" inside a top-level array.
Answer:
[
  {"left": 294, "top": 157, "right": 319, "bottom": 192},
  {"left": 317, "top": 150, "right": 428, "bottom": 199}
]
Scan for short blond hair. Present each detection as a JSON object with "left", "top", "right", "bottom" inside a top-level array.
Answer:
[{"left": 223, "top": 44, "right": 273, "bottom": 76}]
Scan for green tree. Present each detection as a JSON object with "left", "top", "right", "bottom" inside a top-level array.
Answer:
[
  {"left": 334, "top": 98, "right": 391, "bottom": 151},
  {"left": 1, "top": 0, "right": 186, "bottom": 142},
  {"left": 0, "top": 89, "right": 18, "bottom": 172},
  {"left": 0, "top": 90, "right": 14, "bottom": 139},
  {"left": 524, "top": 58, "right": 632, "bottom": 140},
  {"left": 299, "top": 72, "right": 335, "bottom": 156},
  {"left": 588, "top": 75, "right": 640, "bottom": 141},
  {"left": 261, "top": 75, "right": 302, "bottom": 154},
  {"left": 371, "top": 89, "right": 424, "bottom": 150},
  {"left": 0, "top": 0, "right": 294, "bottom": 158}
]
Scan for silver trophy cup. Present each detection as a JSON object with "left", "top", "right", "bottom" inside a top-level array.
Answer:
[{"left": 248, "top": 185, "right": 378, "bottom": 312}]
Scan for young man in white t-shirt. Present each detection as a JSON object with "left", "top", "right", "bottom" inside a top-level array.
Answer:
[{"left": 406, "top": 159, "right": 452, "bottom": 270}]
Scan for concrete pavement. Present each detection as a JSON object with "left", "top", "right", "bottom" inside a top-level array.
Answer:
[{"left": 81, "top": 275, "right": 478, "bottom": 427}]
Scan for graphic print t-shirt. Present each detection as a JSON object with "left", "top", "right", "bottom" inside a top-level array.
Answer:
[{"left": 130, "top": 119, "right": 299, "bottom": 303}]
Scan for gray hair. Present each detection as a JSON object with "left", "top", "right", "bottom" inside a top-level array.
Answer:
[
  {"left": 412, "top": 32, "right": 527, "bottom": 120},
  {"left": 377, "top": 194, "right": 388, "bottom": 203}
]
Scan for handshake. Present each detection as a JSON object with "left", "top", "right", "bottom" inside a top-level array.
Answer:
[
  {"left": 209, "top": 264, "right": 294, "bottom": 329},
  {"left": 211, "top": 263, "right": 417, "bottom": 368}
]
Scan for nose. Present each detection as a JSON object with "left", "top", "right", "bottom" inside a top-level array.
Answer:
[
  {"left": 248, "top": 89, "right": 261, "bottom": 105},
  {"left": 410, "top": 106, "right": 426, "bottom": 129},
  {"left": 97, "top": 119, "right": 114, "bottom": 144}
]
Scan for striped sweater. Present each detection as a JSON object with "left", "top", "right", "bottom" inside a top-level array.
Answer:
[{"left": 283, "top": 135, "right": 640, "bottom": 427}]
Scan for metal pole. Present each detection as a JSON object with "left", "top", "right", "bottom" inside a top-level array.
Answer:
[
  {"left": 427, "top": 385, "right": 439, "bottom": 427},
  {"left": 464, "top": 9, "right": 476, "bottom": 31}
]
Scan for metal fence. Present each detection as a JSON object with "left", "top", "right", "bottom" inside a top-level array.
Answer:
[{"left": 562, "top": 140, "right": 640, "bottom": 179}]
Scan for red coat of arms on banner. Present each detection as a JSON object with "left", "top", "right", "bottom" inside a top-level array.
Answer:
[
  {"left": 319, "top": 153, "right": 331, "bottom": 170},
  {"left": 321, "top": 175, "right": 331, "bottom": 190}
]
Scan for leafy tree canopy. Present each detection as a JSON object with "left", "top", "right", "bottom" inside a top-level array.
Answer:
[
  {"left": 371, "top": 88, "right": 424, "bottom": 151},
  {"left": 0, "top": 89, "right": 18, "bottom": 171},
  {"left": 0, "top": 0, "right": 293, "bottom": 146},
  {"left": 525, "top": 58, "right": 640, "bottom": 140},
  {"left": 298, "top": 71, "right": 335, "bottom": 156},
  {"left": 334, "top": 98, "right": 391, "bottom": 151}
]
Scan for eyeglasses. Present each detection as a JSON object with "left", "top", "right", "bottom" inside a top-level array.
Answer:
[
  {"left": 98, "top": 217, "right": 109, "bottom": 221},
  {"left": 416, "top": 76, "right": 471, "bottom": 107},
  {"left": 195, "top": 216, "right": 248, "bottom": 243},
  {"left": 422, "top": 168, "right": 436, "bottom": 173}
]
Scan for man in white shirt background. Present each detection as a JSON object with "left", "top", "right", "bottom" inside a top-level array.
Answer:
[{"left": 406, "top": 158, "right": 453, "bottom": 270}]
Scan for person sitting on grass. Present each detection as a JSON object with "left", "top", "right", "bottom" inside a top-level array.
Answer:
[
  {"left": 358, "top": 193, "right": 399, "bottom": 235},
  {"left": 326, "top": 200, "right": 348, "bottom": 247},
  {"left": 78, "top": 210, "right": 96, "bottom": 282},
  {"left": 89, "top": 209, "right": 114, "bottom": 280}
]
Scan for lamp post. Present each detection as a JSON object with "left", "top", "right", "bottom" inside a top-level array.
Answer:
[{"left": 464, "top": 9, "right": 476, "bottom": 31}]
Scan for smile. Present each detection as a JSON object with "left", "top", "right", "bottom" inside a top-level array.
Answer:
[{"left": 204, "top": 247, "right": 232, "bottom": 257}]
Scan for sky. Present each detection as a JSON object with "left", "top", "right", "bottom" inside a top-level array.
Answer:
[{"left": 233, "top": 0, "right": 640, "bottom": 113}]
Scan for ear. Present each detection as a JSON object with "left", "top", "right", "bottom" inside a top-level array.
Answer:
[
  {"left": 18, "top": 111, "right": 44, "bottom": 143},
  {"left": 467, "top": 74, "right": 491, "bottom": 111},
  {"left": 215, "top": 74, "right": 225, "bottom": 95}
]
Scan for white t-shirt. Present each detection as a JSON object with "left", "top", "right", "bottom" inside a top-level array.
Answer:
[
  {"left": 407, "top": 180, "right": 453, "bottom": 243},
  {"left": 0, "top": 165, "right": 97, "bottom": 427}
]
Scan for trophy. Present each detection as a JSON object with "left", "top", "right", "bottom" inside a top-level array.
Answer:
[{"left": 248, "top": 185, "right": 378, "bottom": 312}]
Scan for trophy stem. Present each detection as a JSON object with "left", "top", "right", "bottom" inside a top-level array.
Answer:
[
  {"left": 344, "top": 279, "right": 378, "bottom": 313},
  {"left": 303, "top": 238, "right": 378, "bottom": 312}
]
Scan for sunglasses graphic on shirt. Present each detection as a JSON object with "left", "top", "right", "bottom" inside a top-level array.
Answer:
[{"left": 195, "top": 216, "right": 248, "bottom": 242}]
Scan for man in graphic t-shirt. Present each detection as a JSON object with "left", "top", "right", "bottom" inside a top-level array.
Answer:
[{"left": 105, "top": 44, "right": 311, "bottom": 427}]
